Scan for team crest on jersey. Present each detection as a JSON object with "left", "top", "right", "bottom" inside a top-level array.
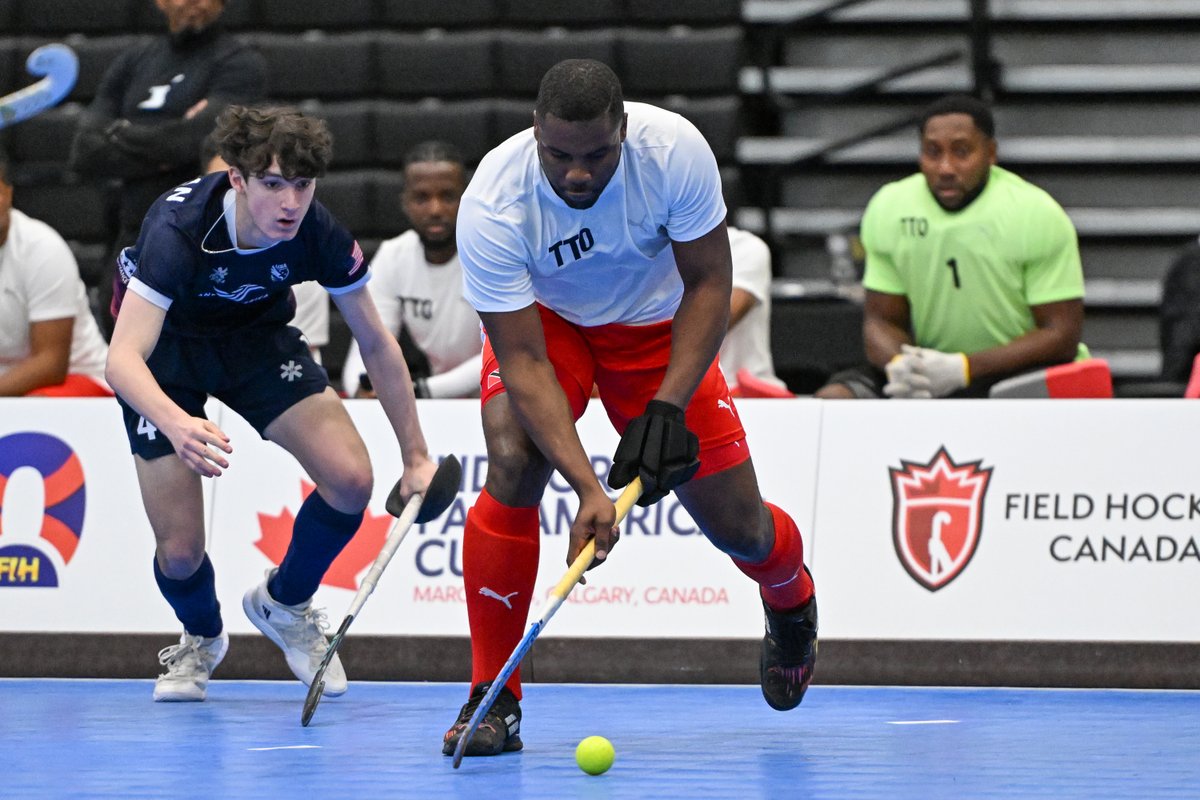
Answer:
[
  {"left": 890, "top": 446, "right": 992, "bottom": 592},
  {"left": 209, "top": 266, "right": 228, "bottom": 284},
  {"left": 270, "top": 264, "right": 290, "bottom": 282}
]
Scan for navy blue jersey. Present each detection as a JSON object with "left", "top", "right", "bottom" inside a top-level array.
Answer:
[{"left": 113, "top": 171, "right": 367, "bottom": 338}]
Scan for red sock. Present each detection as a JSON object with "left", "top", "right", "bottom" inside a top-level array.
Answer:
[
  {"left": 732, "top": 502, "right": 814, "bottom": 611},
  {"left": 463, "top": 488, "right": 540, "bottom": 699}
]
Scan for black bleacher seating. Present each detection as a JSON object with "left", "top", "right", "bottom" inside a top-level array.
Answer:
[
  {"left": 626, "top": 0, "right": 743, "bottom": 24},
  {"left": 374, "top": 99, "right": 494, "bottom": 167},
  {"left": 370, "top": 170, "right": 408, "bottom": 237},
  {"left": 0, "top": 0, "right": 14, "bottom": 31},
  {"left": 301, "top": 100, "right": 374, "bottom": 169},
  {"left": 315, "top": 170, "right": 379, "bottom": 238},
  {"left": 503, "top": 0, "right": 624, "bottom": 26},
  {"left": 258, "top": 0, "right": 374, "bottom": 31},
  {"left": 251, "top": 31, "right": 375, "bottom": 100},
  {"left": 0, "top": 37, "right": 18, "bottom": 97},
  {"left": 69, "top": 241, "right": 109, "bottom": 289},
  {"left": 5, "top": 103, "right": 82, "bottom": 182},
  {"left": 133, "top": 0, "right": 258, "bottom": 30},
  {"left": 490, "top": 99, "right": 534, "bottom": 145},
  {"left": 378, "top": 0, "right": 501, "bottom": 28},
  {"left": 656, "top": 95, "right": 741, "bottom": 163},
  {"left": 496, "top": 29, "right": 618, "bottom": 95},
  {"left": 16, "top": 0, "right": 135, "bottom": 34},
  {"left": 377, "top": 31, "right": 495, "bottom": 99},
  {"left": 13, "top": 180, "right": 110, "bottom": 241},
  {"left": 621, "top": 26, "right": 743, "bottom": 96}
]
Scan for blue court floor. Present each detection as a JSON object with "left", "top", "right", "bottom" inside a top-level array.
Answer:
[{"left": 2, "top": 679, "right": 1197, "bottom": 799}]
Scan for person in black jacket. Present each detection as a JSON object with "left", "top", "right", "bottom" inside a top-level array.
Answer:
[{"left": 69, "top": 0, "right": 266, "bottom": 339}]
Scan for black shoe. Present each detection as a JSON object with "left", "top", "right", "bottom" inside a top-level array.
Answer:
[
  {"left": 760, "top": 569, "right": 818, "bottom": 711},
  {"left": 442, "top": 681, "right": 523, "bottom": 757}
]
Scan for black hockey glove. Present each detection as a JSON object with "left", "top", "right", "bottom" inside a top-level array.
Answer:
[{"left": 608, "top": 400, "right": 700, "bottom": 507}]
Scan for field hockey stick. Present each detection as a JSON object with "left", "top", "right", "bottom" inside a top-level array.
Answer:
[
  {"left": 301, "top": 454, "right": 462, "bottom": 727},
  {"left": 452, "top": 476, "right": 643, "bottom": 767},
  {"left": 0, "top": 44, "right": 78, "bottom": 130}
]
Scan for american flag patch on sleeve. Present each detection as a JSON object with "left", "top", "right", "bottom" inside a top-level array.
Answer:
[{"left": 347, "top": 240, "right": 364, "bottom": 277}]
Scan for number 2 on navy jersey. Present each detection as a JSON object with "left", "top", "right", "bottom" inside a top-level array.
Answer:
[{"left": 946, "top": 257, "right": 961, "bottom": 289}]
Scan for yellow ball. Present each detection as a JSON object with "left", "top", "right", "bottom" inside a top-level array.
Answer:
[{"left": 575, "top": 735, "right": 615, "bottom": 775}]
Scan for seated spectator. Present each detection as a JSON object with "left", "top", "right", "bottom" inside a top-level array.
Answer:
[
  {"left": 69, "top": 0, "right": 266, "bottom": 339},
  {"left": 202, "top": 134, "right": 329, "bottom": 364},
  {"left": 815, "top": 95, "right": 1088, "bottom": 399},
  {"left": 1159, "top": 239, "right": 1200, "bottom": 385},
  {"left": 341, "top": 141, "right": 482, "bottom": 398},
  {"left": 0, "top": 152, "right": 110, "bottom": 397},
  {"left": 723, "top": 226, "right": 787, "bottom": 393}
]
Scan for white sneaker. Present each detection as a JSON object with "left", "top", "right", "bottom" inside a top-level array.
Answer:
[
  {"left": 153, "top": 630, "right": 229, "bottom": 702},
  {"left": 242, "top": 572, "right": 347, "bottom": 696}
]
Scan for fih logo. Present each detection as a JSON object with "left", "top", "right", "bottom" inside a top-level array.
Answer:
[
  {"left": 0, "top": 432, "right": 87, "bottom": 587},
  {"left": 890, "top": 446, "right": 992, "bottom": 591}
]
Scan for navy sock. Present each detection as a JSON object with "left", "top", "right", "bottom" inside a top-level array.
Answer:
[
  {"left": 153, "top": 554, "right": 223, "bottom": 638},
  {"left": 268, "top": 490, "right": 362, "bottom": 606}
]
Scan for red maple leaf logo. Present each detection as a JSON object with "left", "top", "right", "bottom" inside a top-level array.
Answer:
[{"left": 254, "top": 481, "right": 392, "bottom": 590}]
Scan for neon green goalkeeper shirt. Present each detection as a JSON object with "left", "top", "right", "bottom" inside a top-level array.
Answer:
[{"left": 860, "top": 165, "right": 1088, "bottom": 358}]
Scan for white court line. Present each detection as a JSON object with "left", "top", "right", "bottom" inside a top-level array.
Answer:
[
  {"left": 247, "top": 745, "right": 323, "bottom": 751},
  {"left": 887, "top": 720, "right": 960, "bottom": 725}
]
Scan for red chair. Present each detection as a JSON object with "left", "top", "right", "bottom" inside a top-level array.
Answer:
[
  {"left": 734, "top": 368, "right": 796, "bottom": 399},
  {"left": 1183, "top": 353, "right": 1200, "bottom": 398},
  {"left": 988, "top": 358, "right": 1114, "bottom": 399}
]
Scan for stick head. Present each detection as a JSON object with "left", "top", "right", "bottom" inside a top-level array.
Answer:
[
  {"left": 386, "top": 455, "right": 462, "bottom": 522},
  {"left": 301, "top": 679, "right": 325, "bottom": 727}
]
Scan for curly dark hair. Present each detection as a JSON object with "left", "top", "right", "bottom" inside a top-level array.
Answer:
[{"left": 214, "top": 104, "right": 333, "bottom": 179}]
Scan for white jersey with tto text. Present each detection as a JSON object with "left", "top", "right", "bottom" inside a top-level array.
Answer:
[{"left": 458, "top": 101, "right": 727, "bottom": 327}]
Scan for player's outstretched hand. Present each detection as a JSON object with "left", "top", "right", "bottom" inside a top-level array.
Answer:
[
  {"left": 608, "top": 400, "right": 699, "bottom": 507},
  {"left": 567, "top": 485, "right": 619, "bottom": 575},
  {"left": 902, "top": 344, "right": 970, "bottom": 398},
  {"left": 172, "top": 418, "right": 232, "bottom": 477}
]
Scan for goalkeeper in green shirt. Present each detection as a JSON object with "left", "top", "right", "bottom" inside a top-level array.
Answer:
[{"left": 816, "top": 94, "right": 1087, "bottom": 399}]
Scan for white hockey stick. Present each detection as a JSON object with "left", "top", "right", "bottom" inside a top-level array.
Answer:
[{"left": 0, "top": 44, "right": 79, "bottom": 130}]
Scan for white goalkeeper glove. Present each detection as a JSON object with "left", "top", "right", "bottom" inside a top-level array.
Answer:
[
  {"left": 884, "top": 352, "right": 933, "bottom": 399},
  {"left": 901, "top": 344, "right": 970, "bottom": 398}
]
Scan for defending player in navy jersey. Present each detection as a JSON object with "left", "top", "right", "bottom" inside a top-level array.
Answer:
[{"left": 106, "top": 105, "right": 439, "bottom": 702}]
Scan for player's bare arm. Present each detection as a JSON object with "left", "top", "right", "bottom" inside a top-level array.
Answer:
[
  {"left": 964, "top": 297, "right": 1084, "bottom": 381},
  {"left": 863, "top": 289, "right": 914, "bottom": 368},
  {"left": 658, "top": 221, "right": 734, "bottom": 408},
  {"left": 333, "top": 284, "right": 436, "bottom": 499},
  {"left": 478, "top": 305, "right": 618, "bottom": 565},
  {"left": 0, "top": 317, "right": 72, "bottom": 396},
  {"left": 105, "top": 291, "right": 231, "bottom": 477}
]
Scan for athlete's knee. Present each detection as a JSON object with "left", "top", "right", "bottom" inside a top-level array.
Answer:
[
  {"left": 321, "top": 465, "right": 374, "bottom": 513},
  {"left": 484, "top": 434, "right": 548, "bottom": 505},
  {"left": 155, "top": 542, "right": 206, "bottom": 579},
  {"left": 698, "top": 493, "right": 774, "bottom": 562}
]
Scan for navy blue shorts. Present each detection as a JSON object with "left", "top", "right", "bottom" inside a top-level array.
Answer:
[{"left": 117, "top": 325, "right": 329, "bottom": 460}]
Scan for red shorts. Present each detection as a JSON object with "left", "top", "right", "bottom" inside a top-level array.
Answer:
[
  {"left": 480, "top": 305, "right": 749, "bottom": 480},
  {"left": 26, "top": 374, "right": 113, "bottom": 398}
]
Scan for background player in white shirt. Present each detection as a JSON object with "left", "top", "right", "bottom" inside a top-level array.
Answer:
[
  {"left": 340, "top": 141, "right": 482, "bottom": 399},
  {"left": 443, "top": 60, "right": 817, "bottom": 758},
  {"left": 0, "top": 152, "right": 110, "bottom": 397},
  {"left": 723, "top": 226, "right": 787, "bottom": 393}
]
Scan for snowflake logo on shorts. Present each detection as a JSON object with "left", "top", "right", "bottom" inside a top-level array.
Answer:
[
  {"left": 280, "top": 361, "right": 303, "bottom": 382},
  {"left": 210, "top": 266, "right": 228, "bottom": 284}
]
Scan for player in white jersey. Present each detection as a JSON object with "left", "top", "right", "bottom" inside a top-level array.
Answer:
[
  {"left": 340, "top": 141, "right": 482, "bottom": 399},
  {"left": 443, "top": 59, "right": 817, "bottom": 758},
  {"left": 723, "top": 226, "right": 787, "bottom": 392}
]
